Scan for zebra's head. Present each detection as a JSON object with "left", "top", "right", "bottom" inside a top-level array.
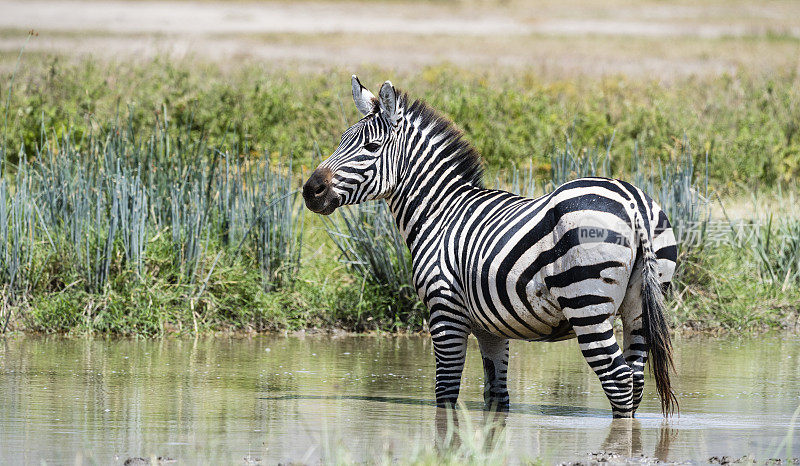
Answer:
[{"left": 303, "top": 75, "right": 401, "bottom": 215}]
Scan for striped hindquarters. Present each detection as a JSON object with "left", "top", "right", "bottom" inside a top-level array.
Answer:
[{"left": 450, "top": 177, "right": 676, "bottom": 342}]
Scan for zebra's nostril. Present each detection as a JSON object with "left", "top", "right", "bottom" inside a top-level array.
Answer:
[{"left": 313, "top": 184, "right": 327, "bottom": 197}]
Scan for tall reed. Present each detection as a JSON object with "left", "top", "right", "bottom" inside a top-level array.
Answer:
[
  {"left": 0, "top": 111, "right": 302, "bottom": 330},
  {"left": 753, "top": 216, "right": 800, "bottom": 291},
  {"left": 330, "top": 202, "right": 410, "bottom": 291},
  {"left": 0, "top": 160, "right": 40, "bottom": 301},
  {"left": 326, "top": 202, "right": 415, "bottom": 314},
  {"left": 219, "top": 155, "right": 303, "bottom": 292},
  {"left": 630, "top": 141, "right": 710, "bottom": 250},
  {"left": 549, "top": 136, "right": 612, "bottom": 188}
]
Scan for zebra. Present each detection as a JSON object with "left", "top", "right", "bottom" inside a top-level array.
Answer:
[{"left": 303, "top": 76, "right": 679, "bottom": 418}]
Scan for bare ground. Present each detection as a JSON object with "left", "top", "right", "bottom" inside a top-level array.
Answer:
[{"left": 1, "top": 0, "right": 800, "bottom": 76}]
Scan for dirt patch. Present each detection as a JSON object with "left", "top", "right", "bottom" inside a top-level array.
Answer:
[{"left": 1, "top": 0, "right": 799, "bottom": 76}]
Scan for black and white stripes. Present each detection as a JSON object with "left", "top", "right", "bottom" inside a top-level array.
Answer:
[{"left": 303, "top": 76, "right": 678, "bottom": 418}]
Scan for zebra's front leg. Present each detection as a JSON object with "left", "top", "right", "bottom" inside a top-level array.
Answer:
[
  {"left": 430, "top": 318, "right": 470, "bottom": 407},
  {"left": 474, "top": 327, "right": 510, "bottom": 411},
  {"left": 563, "top": 303, "right": 634, "bottom": 418}
]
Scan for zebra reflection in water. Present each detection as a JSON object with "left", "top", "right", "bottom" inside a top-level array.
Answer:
[{"left": 433, "top": 407, "right": 677, "bottom": 462}]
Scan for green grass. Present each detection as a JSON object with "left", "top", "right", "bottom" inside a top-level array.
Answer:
[
  {"left": 1, "top": 55, "right": 799, "bottom": 335},
  {"left": 672, "top": 244, "right": 800, "bottom": 332},
  {"left": 2, "top": 56, "right": 800, "bottom": 191}
]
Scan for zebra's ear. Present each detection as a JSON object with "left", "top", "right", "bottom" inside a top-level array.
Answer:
[
  {"left": 351, "top": 75, "right": 375, "bottom": 117},
  {"left": 379, "top": 80, "right": 399, "bottom": 126}
]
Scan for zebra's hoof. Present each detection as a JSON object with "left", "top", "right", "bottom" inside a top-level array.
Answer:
[{"left": 483, "top": 400, "right": 510, "bottom": 412}]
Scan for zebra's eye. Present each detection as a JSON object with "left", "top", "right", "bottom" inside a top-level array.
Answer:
[{"left": 364, "top": 142, "right": 381, "bottom": 152}]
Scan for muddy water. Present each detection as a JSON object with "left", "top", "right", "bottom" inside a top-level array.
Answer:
[{"left": 1, "top": 335, "right": 799, "bottom": 464}]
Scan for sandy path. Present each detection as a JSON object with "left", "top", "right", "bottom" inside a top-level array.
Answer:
[
  {"left": 1, "top": 0, "right": 799, "bottom": 76},
  {"left": 1, "top": 0, "right": 528, "bottom": 36},
  {"left": 4, "top": 0, "right": 798, "bottom": 38}
]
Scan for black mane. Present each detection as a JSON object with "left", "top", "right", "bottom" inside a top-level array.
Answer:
[{"left": 400, "top": 93, "right": 484, "bottom": 187}]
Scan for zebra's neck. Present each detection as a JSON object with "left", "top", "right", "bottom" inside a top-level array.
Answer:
[{"left": 386, "top": 96, "right": 483, "bottom": 252}]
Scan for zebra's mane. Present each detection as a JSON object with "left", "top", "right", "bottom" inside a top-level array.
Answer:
[{"left": 398, "top": 92, "right": 484, "bottom": 187}]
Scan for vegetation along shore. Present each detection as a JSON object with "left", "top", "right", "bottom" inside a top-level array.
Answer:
[{"left": 1, "top": 56, "right": 799, "bottom": 336}]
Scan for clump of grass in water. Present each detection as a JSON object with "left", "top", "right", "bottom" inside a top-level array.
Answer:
[
  {"left": 775, "top": 403, "right": 800, "bottom": 460},
  {"left": 321, "top": 403, "right": 516, "bottom": 465}
]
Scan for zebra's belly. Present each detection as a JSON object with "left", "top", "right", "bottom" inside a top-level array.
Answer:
[{"left": 467, "top": 280, "right": 575, "bottom": 342}]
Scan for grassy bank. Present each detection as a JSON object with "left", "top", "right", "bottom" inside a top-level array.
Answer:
[
  {"left": 3, "top": 56, "right": 800, "bottom": 190},
  {"left": 0, "top": 104, "right": 426, "bottom": 335},
  {"left": 1, "top": 55, "right": 799, "bottom": 335}
]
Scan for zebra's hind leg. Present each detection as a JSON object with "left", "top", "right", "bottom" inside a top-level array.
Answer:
[
  {"left": 619, "top": 259, "right": 647, "bottom": 415},
  {"left": 473, "top": 327, "right": 510, "bottom": 410},
  {"left": 561, "top": 299, "right": 634, "bottom": 418}
]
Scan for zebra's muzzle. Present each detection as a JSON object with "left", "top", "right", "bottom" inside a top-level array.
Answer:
[{"left": 303, "top": 167, "right": 340, "bottom": 215}]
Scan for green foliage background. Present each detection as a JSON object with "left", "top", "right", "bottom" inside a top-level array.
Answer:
[
  {"left": 1, "top": 56, "right": 799, "bottom": 336},
  {"left": 5, "top": 57, "right": 800, "bottom": 189}
]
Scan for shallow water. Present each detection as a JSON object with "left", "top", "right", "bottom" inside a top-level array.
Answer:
[{"left": 1, "top": 334, "right": 799, "bottom": 464}]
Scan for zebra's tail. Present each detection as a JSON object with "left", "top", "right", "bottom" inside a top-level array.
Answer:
[{"left": 635, "top": 211, "right": 679, "bottom": 416}]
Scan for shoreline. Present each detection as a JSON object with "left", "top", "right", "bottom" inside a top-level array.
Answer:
[{"left": 3, "top": 321, "right": 798, "bottom": 339}]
